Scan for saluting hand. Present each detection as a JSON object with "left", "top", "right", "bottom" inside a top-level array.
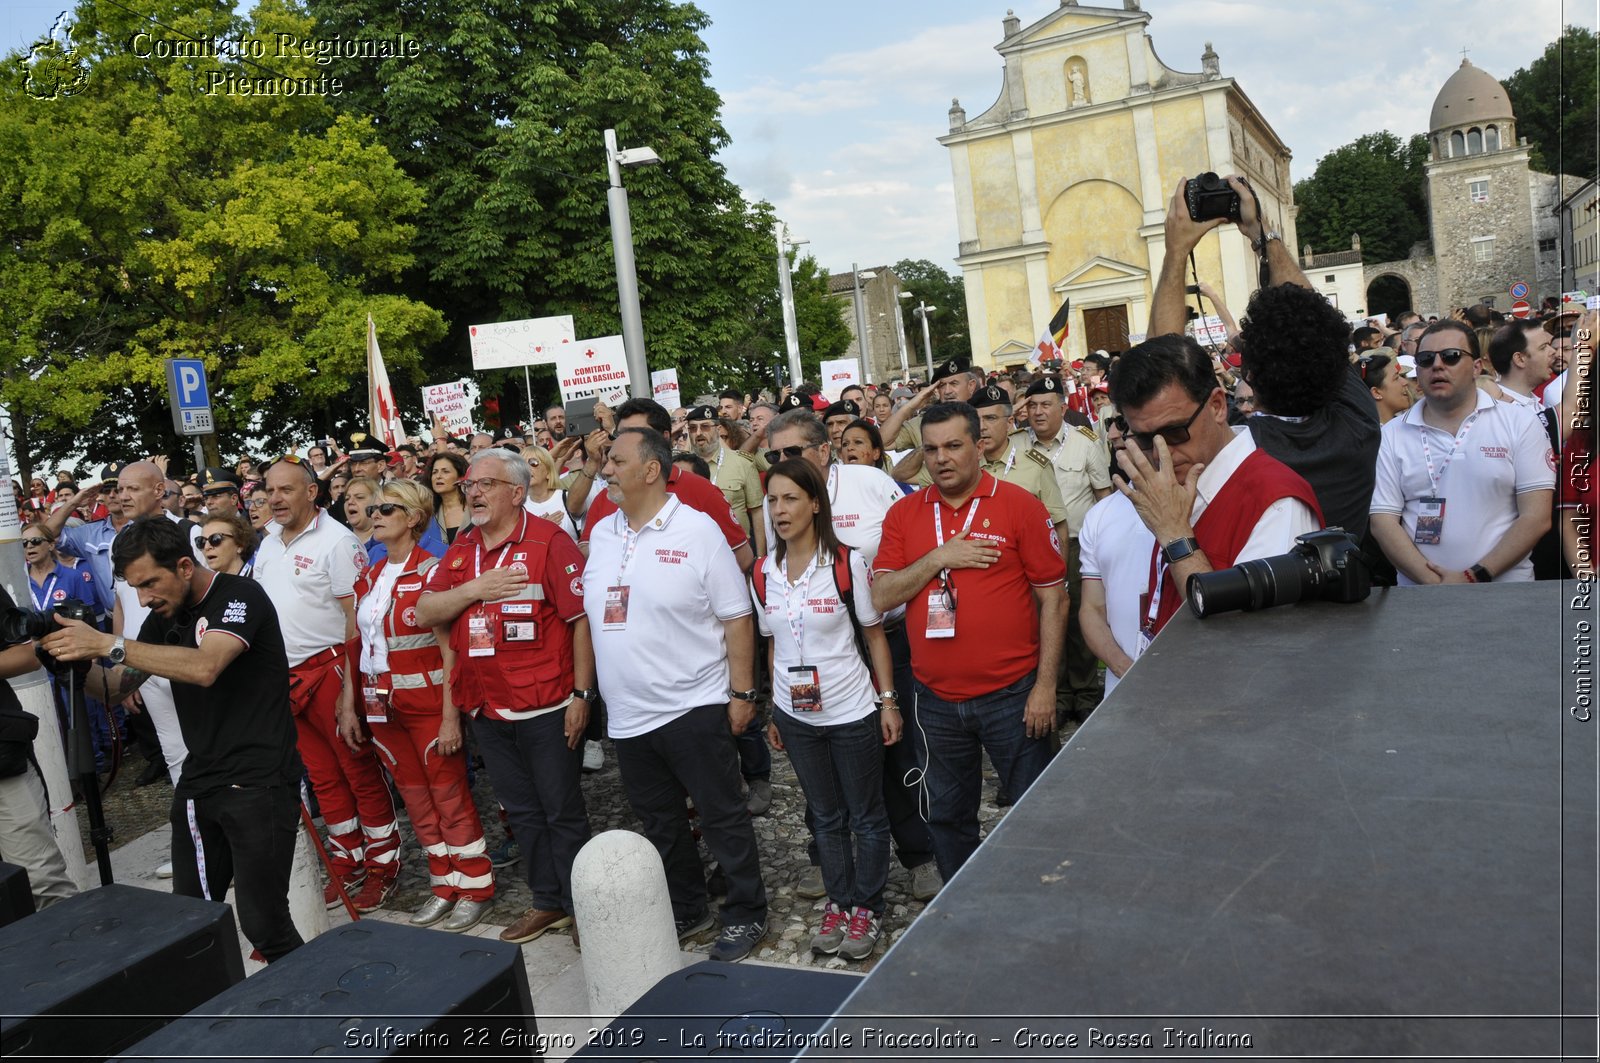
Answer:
[{"left": 935, "top": 529, "right": 1001, "bottom": 571}]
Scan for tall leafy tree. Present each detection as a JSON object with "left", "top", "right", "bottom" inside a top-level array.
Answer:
[
  {"left": 0, "top": 0, "right": 444, "bottom": 475},
  {"left": 1504, "top": 26, "right": 1598, "bottom": 181},
  {"left": 306, "top": 0, "right": 782, "bottom": 403},
  {"left": 1292, "top": 131, "right": 1431, "bottom": 265},
  {"left": 892, "top": 258, "right": 970, "bottom": 368}
]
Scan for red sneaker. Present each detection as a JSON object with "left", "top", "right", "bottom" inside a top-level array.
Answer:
[
  {"left": 323, "top": 874, "right": 365, "bottom": 909},
  {"left": 352, "top": 872, "right": 399, "bottom": 913}
]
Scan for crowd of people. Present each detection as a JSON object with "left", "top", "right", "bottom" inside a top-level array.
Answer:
[{"left": 2, "top": 171, "right": 1594, "bottom": 971}]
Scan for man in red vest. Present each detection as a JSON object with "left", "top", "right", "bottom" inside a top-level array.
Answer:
[{"left": 1109, "top": 334, "right": 1323, "bottom": 649}]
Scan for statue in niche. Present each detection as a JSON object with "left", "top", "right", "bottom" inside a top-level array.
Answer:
[{"left": 1067, "top": 59, "right": 1089, "bottom": 107}]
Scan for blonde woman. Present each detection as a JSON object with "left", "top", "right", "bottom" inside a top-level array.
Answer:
[{"left": 519, "top": 443, "right": 580, "bottom": 539}]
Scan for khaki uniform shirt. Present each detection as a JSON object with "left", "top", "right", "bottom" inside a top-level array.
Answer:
[
  {"left": 708, "top": 445, "right": 764, "bottom": 534},
  {"left": 985, "top": 433, "right": 1069, "bottom": 526},
  {"left": 1027, "top": 425, "right": 1112, "bottom": 536}
]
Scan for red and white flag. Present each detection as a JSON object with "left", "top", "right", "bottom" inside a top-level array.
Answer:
[{"left": 367, "top": 313, "right": 406, "bottom": 446}]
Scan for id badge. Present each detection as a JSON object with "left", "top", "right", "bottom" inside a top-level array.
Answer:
[
  {"left": 363, "top": 685, "right": 390, "bottom": 724},
  {"left": 788, "top": 665, "right": 822, "bottom": 712},
  {"left": 603, "top": 586, "right": 630, "bottom": 631},
  {"left": 925, "top": 590, "right": 956, "bottom": 639},
  {"left": 467, "top": 614, "right": 495, "bottom": 657},
  {"left": 1135, "top": 592, "right": 1153, "bottom": 656},
  {"left": 1413, "top": 496, "right": 1446, "bottom": 546},
  {"left": 502, "top": 619, "right": 538, "bottom": 643}
]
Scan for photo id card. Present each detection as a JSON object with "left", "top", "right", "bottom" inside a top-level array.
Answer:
[
  {"left": 603, "top": 586, "right": 630, "bottom": 631},
  {"left": 502, "top": 619, "right": 538, "bottom": 642},
  {"left": 925, "top": 590, "right": 956, "bottom": 639},
  {"left": 1413, "top": 496, "right": 1446, "bottom": 546},
  {"left": 467, "top": 614, "right": 495, "bottom": 657},
  {"left": 362, "top": 685, "right": 390, "bottom": 724},
  {"left": 788, "top": 665, "right": 822, "bottom": 712}
]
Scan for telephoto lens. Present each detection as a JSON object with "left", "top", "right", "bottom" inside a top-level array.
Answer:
[{"left": 1187, "top": 529, "right": 1371, "bottom": 619}]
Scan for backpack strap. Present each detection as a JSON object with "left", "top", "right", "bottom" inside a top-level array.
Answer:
[
  {"left": 832, "top": 545, "right": 871, "bottom": 667},
  {"left": 752, "top": 555, "right": 769, "bottom": 606}
]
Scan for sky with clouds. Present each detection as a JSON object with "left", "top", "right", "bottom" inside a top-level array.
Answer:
[{"left": 5, "top": 0, "right": 1595, "bottom": 279}]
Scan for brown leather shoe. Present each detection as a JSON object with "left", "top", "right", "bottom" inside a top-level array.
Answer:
[
  {"left": 570, "top": 922, "right": 580, "bottom": 951},
  {"left": 499, "top": 908, "right": 572, "bottom": 944}
]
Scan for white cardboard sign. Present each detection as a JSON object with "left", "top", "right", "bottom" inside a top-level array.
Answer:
[
  {"left": 468, "top": 315, "right": 575, "bottom": 370},
  {"left": 421, "top": 380, "right": 475, "bottom": 439},
  {"left": 557, "top": 335, "right": 631, "bottom": 406},
  {"left": 819, "top": 358, "right": 861, "bottom": 401},
  {"left": 651, "top": 368, "right": 682, "bottom": 411}
]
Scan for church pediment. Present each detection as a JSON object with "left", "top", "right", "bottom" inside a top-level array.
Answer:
[
  {"left": 989, "top": 338, "right": 1036, "bottom": 360},
  {"left": 1055, "top": 256, "right": 1148, "bottom": 290},
  {"left": 1007, "top": 4, "right": 1144, "bottom": 50}
]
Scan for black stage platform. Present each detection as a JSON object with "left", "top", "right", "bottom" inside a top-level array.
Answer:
[{"left": 810, "top": 583, "right": 1597, "bottom": 1060}]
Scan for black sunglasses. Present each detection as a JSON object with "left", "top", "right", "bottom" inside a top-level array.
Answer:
[
  {"left": 764, "top": 444, "right": 812, "bottom": 465},
  {"left": 1113, "top": 398, "right": 1210, "bottom": 453},
  {"left": 21, "top": 537, "right": 49, "bottom": 548},
  {"left": 202, "top": 533, "right": 236, "bottom": 548},
  {"left": 1413, "top": 348, "right": 1472, "bottom": 368},
  {"left": 365, "top": 503, "right": 406, "bottom": 517}
]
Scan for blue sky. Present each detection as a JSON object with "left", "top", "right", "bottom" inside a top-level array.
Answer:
[{"left": 6, "top": 0, "right": 1596, "bottom": 279}]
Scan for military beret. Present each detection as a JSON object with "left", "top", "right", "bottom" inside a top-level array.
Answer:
[
  {"left": 930, "top": 357, "right": 969, "bottom": 384},
  {"left": 200, "top": 467, "right": 241, "bottom": 494},
  {"left": 1023, "top": 376, "right": 1063, "bottom": 398},
  {"left": 822, "top": 399, "right": 860, "bottom": 420},
  {"left": 776, "top": 394, "right": 807, "bottom": 413},
  {"left": 685, "top": 404, "right": 718, "bottom": 422},
  {"left": 969, "top": 384, "right": 1011, "bottom": 410}
]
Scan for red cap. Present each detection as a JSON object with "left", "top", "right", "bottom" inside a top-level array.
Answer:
[
  {"left": 810, "top": 394, "right": 830, "bottom": 412},
  {"left": 1224, "top": 352, "right": 1243, "bottom": 369},
  {"left": 1090, "top": 382, "right": 1110, "bottom": 394}
]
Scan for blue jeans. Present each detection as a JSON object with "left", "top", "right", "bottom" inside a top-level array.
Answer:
[
  {"left": 915, "top": 670, "right": 1050, "bottom": 878},
  {"left": 776, "top": 710, "right": 891, "bottom": 914}
]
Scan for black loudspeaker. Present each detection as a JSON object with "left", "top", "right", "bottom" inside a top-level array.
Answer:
[
  {"left": 572, "top": 960, "right": 861, "bottom": 1060},
  {"left": 0, "top": 883, "right": 244, "bottom": 1061},
  {"left": 0, "top": 861, "right": 35, "bottom": 928},
  {"left": 117, "top": 920, "right": 538, "bottom": 1062}
]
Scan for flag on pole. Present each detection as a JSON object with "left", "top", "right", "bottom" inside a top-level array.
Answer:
[
  {"left": 1034, "top": 298, "right": 1071, "bottom": 366},
  {"left": 367, "top": 313, "right": 406, "bottom": 447}
]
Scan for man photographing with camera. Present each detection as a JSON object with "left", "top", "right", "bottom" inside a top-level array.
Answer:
[
  {"left": 40, "top": 516, "right": 305, "bottom": 963},
  {"left": 1148, "top": 173, "right": 1380, "bottom": 541}
]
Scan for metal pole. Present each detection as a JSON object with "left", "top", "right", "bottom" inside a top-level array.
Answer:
[
  {"left": 918, "top": 303, "right": 935, "bottom": 377},
  {"left": 775, "top": 222, "right": 803, "bottom": 387},
  {"left": 523, "top": 366, "right": 536, "bottom": 430},
  {"left": 191, "top": 437, "right": 206, "bottom": 477},
  {"left": 892, "top": 294, "right": 910, "bottom": 380},
  {"left": 605, "top": 128, "right": 650, "bottom": 399},
  {"left": 851, "top": 263, "right": 872, "bottom": 382}
]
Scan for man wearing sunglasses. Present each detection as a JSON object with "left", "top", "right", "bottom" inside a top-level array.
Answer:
[
  {"left": 254, "top": 455, "right": 401, "bottom": 913},
  {"left": 686, "top": 405, "right": 766, "bottom": 557},
  {"left": 1109, "top": 335, "right": 1323, "bottom": 640},
  {"left": 1370, "top": 321, "right": 1555, "bottom": 586},
  {"left": 40, "top": 462, "right": 127, "bottom": 617},
  {"left": 199, "top": 467, "right": 243, "bottom": 519}
]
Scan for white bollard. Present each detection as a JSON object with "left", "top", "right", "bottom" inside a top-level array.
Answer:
[
  {"left": 286, "top": 820, "right": 330, "bottom": 942},
  {"left": 571, "top": 830, "right": 684, "bottom": 1022}
]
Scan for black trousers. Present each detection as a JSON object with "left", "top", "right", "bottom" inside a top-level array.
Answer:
[
  {"left": 171, "top": 783, "right": 304, "bottom": 963},
  {"left": 615, "top": 705, "right": 768, "bottom": 927}
]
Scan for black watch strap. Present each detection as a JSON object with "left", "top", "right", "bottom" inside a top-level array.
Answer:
[
  {"left": 1470, "top": 564, "right": 1493, "bottom": 584},
  {"left": 573, "top": 688, "right": 600, "bottom": 702},
  {"left": 730, "top": 688, "right": 759, "bottom": 702},
  {"left": 1161, "top": 537, "right": 1202, "bottom": 565}
]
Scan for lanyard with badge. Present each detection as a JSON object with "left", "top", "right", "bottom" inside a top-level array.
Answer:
[
  {"left": 1137, "top": 544, "right": 1168, "bottom": 656},
  {"left": 602, "top": 513, "right": 642, "bottom": 631},
  {"left": 467, "top": 536, "right": 524, "bottom": 657},
  {"left": 1413, "top": 411, "right": 1481, "bottom": 546},
  {"left": 780, "top": 553, "right": 823, "bottom": 711},
  {"left": 29, "top": 570, "right": 59, "bottom": 612},
  {"left": 927, "top": 497, "right": 981, "bottom": 638}
]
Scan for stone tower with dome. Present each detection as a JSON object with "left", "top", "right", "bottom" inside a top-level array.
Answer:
[{"left": 1416, "top": 59, "right": 1570, "bottom": 312}]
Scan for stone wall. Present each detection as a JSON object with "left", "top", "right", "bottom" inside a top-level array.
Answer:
[{"left": 1427, "top": 146, "right": 1538, "bottom": 310}]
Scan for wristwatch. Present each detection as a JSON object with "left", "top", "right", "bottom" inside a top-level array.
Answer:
[
  {"left": 572, "top": 688, "right": 600, "bottom": 702},
  {"left": 1161, "top": 537, "right": 1203, "bottom": 565},
  {"left": 107, "top": 636, "right": 126, "bottom": 666},
  {"left": 1468, "top": 564, "right": 1493, "bottom": 583},
  {"left": 729, "top": 688, "right": 759, "bottom": 702},
  {"left": 1250, "top": 229, "right": 1281, "bottom": 253}
]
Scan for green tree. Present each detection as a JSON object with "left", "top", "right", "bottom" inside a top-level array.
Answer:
[
  {"left": 891, "top": 258, "right": 970, "bottom": 369},
  {"left": 0, "top": 0, "right": 444, "bottom": 476},
  {"left": 1505, "top": 26, "right": 1598, "bottom": 181},
  {"left": 306, "top": 0, "right": 783, "bottom": 405},
  {"left": 1293, "top": 131, "right": 1431, "bottom": 265}
]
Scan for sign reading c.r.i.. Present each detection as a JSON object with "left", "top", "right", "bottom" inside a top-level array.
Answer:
[{"left": 164, "top": 358, "right": 214, "bottom": 436}]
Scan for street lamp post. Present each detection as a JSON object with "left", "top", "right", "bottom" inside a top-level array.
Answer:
[
  {"left": 775, "top": 223, "right": 806, "bottom": 388},
  {"left": 912, "top": 301, "right": 937, "bottom": 377},
  {"left": 604, "top": 128, "right": 661, "bottom": 399},
  {"left": 893, "top": 290, "right": 911, "bottom": 380},
  {"left": 850, "top": 263, "right": 876, "bottom": 381}
]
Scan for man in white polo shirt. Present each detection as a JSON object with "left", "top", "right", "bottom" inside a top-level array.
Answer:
[
  {"left": 1078, "top": 418, "right": 1154, "bottom": 700},
  {"left": 254, "top": 455, "right": 400, "bottom": 911},
  {"left": 1370, "top": 321, "right": 1555, "bottom": 585},
  {"left": 763, "top": 409, "right": 943, "bottom": 902},
  {"left": 584, "top": 427, "right": 769, "bottom": 963}
]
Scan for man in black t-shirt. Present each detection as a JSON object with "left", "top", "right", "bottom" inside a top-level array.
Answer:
[{"left": 42, "top": 517, "right": 304, "bottom": 963}]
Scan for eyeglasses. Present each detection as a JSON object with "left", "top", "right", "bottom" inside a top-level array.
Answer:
[
  {"left": 365, "top": 503, "right": 406, "bottom": 517},
  {"left": 1413, "top": 348, "right": 1472, "bottom": 368},
  {"left": 763, "top": 445, "right": 812, "bottom": 465},
  {"left": 162, "top": 490, "right": 178, "bottom": 498},
  {"left": 21, "top": 537, "right": 49, "bottom": 548},
  {"left": 202, "top": 533, "right": 236, "bottom": 547},
  {"left": 244, "top": 499, "right": 267, "bottom": 509},
  {"left": 1113, "top": 397, "right": 1210, "bottom": 453},
  {"left": 459, "top": 477, "right": 514, "bottom": 494}
]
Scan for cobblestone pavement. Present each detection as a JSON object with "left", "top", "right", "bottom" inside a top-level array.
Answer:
[{"left": 80, "top": 722, "right": 1080, "bottom": 972}]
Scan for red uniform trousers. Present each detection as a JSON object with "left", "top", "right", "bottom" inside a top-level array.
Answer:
[
  {"left": 289, "top": 648, "right": 400, "bottom": 885},
  {"left": 369, "top": 703, "right": 493, "bottom": 903}
]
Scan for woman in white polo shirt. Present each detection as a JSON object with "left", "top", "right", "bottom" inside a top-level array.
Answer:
[{"left": 756, "top": 459, "right": 900, "bottom": 963}]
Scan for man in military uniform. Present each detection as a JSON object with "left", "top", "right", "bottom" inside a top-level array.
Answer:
[
  {"left": 821, "top": 399, "right": 861, "bottom": 460},
  {"left": 883, "top": 359, "right": 980, "bottom": 484},
  {"left": 346, "top": 434, "right": 389, "bottom": 483},
  {"left": 686, "top": 404, "right": 767, "bottom": 556},
  {"left": 970, "top": 385, "right": 1070, "bottom": 549},
  {"left": 1022, "top": 377, "right": 1115, "bottom": 723},
  {"left": 199, "top": 467, "right": 244, "bottom": 519}
]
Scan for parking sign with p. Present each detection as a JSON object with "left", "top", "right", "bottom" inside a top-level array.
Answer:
[{"left": 165, "top": 358, "right": 214, "bottom": 436}]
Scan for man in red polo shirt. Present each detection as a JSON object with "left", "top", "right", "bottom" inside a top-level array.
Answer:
[
  {"left": 417, "top": 448, "right": 594, "bottom": 946},
  {"left": 872, "top": 403, "right": 1067, "bottom": 878}
]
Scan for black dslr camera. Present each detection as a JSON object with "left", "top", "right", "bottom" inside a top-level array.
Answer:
[
  {"left": 2, "top": 600, "right": 97, "bottom": 674},
  {"left": 1187, "top": 528, "right": 1370, "bottom": 619},
  {"left": 1185, "top": 172, "right": 1244, "bottom": 223}
]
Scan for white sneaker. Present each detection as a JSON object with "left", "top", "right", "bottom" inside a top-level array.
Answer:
[
  {"left": 583, "top": 740, "right": 604, "bottom": 773},
  {"left": 156, "top": 861, "right": 173, "bottom": 879}
]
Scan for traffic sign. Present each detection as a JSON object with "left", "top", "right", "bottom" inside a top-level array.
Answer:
[
  {"left": 164, "top": 358, "right": 214, "bottom": 436},
  {"left": 1509, "top": 281, "right": 1529, "bottom": 300},
  {"left": 1511, "top": 300, "right": 1531, "bottom": 320}
]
